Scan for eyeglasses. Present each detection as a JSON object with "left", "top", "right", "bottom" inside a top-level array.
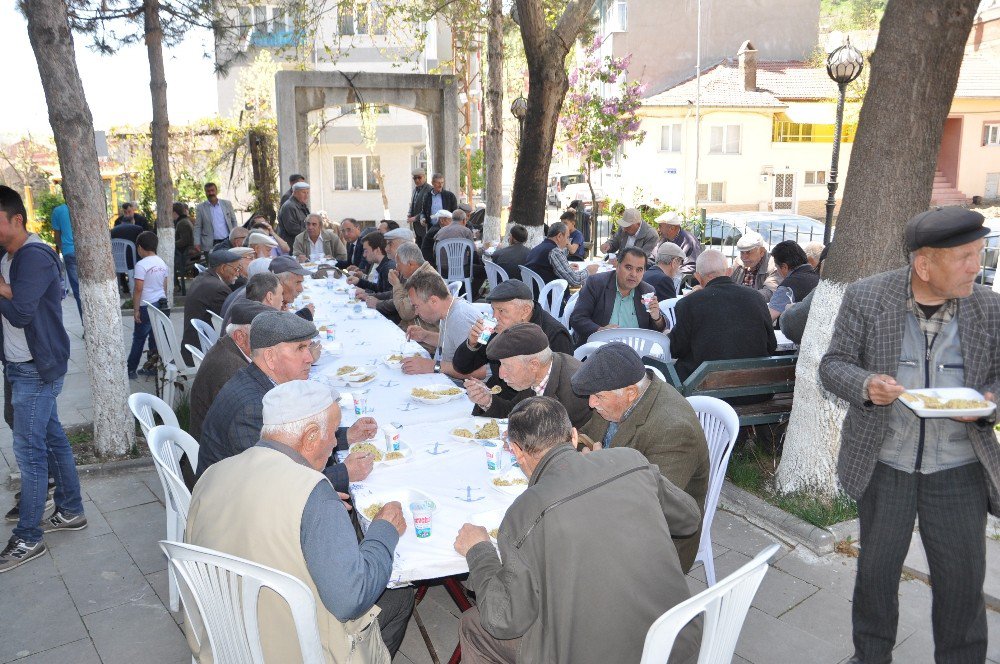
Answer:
[{"left": 412, "top": 176, "right": 423, "bottom": 181}]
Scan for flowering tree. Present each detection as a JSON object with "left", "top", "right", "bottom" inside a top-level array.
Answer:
[{"left": 560, "top": 39, "right": 646, "bottom": 245}]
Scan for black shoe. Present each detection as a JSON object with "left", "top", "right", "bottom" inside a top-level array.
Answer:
[
  {"left": 6, "top": 480, "right": 57, "bottom": 523},
  {"left": 0, "top": 537, "right": 47, "bottom": 573}
]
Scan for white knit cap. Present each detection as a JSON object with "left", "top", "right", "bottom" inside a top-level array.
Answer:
[
  {"left": 247, "top": 257, "right": 273, "bottom": 277},
  {"left": 262, "top": 380, "right": 339, "bottom": 426}
]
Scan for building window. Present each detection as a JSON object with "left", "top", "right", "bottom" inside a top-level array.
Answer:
[
  {"left": 772, "top": 117, "right": 856, "bottom": 143},
  {"left": 412, "top": 147, "right": 428, "bottom": 173},
  {"left": 709, "top": 125, "right": 741, "bottom": 154},
  {"left": 659, "top": 124, "right": 681, "bottom": 152},
  {"left": 333, "top": 155, "right": 381, "bottom": 191},
  {"left": 333, "top": 157, "right": 349, "bottom": 191},
  {"left": 338, "top": 1, "right": 387, "bottom": 36},
  {"left": 984, "top": 123, "right": 1000, "bottom": 146},
  {"left": 697, "top": 182, "right": 725, "bottom": 203},
  {"left": 604, "top": 0, "right": 627, "bottom": 32},
  {"left": 804, "top": 170, "right": 827, "bottom": 185}
]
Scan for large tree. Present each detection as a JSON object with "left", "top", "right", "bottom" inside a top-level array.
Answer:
[
  {"left": 776, "top": 0, "right": 981, "bottom": 498},
  {"left": 21, "top": 0, "right": 135, "bottom": 456},
  {"left": 508, "top": 0, "right": 596, "bottom": 237},
  {"left": 482, "top": 0, "right": 505, "bottom": 245}
]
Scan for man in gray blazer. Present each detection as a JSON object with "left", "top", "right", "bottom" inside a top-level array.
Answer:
[
  {"left": 600, "top": 208, "right": 658, "bottom": 260},
  {"left": 820, "top": 207, "right": 1000, "bottom": 664},
  {"left": 193, "top": 183, "right": 238, "bottom": 253}
]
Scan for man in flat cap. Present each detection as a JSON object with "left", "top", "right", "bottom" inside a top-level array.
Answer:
[
  {"left": 293, "top": 212, "right": 348, "bottom": 263},
  {"left": 279, "top": 173, "right": 306, "bottom": 208},
  {"left": 383, "top": 227, "right": 416, "bottom": 262},
  {"left": 655, "top": 210, "right": 701, "bottom": 276},
  {"left": 188, "top": 380, "right": 414, "bottom": 662},
  {"left": 820, "top": 207, "right": 1000, "bottom": 664},
  {"left": 269, "top": 255, "right": 315, "bottom": 321},
  {"left": 181, "top": 248, "right": 243, "bottom": 365},
  {"left": 464, "top": 323, "right": 591, "bottom": 427},
  {"left": 644, "top": 241, "right": 686, "bottom": 301},
  {"left": 197, "top": 311, "right": 378, "bottom": 490},
  {"left": 600, "top": 207, "right": 658, "bottom": 261},
  {"left": 247, "top": 231, "right": 279, "bottom": 258},
  {"left": 407, "top": 168, "right": 432, "bottom": 245},
  {"left": 572, "top": 342, "right": 709, "bottom": 572},
  {"left": 277, "top": 180, "right": 311, "bottom": 245},
  {"left": 455, "top": 280, "right": 573, "bottom": 403},
  {"left": 730, "top": 230, "right": 782, "bottom": 300}
]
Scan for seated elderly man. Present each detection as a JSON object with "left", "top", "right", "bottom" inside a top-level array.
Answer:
[
  {"left": 187, "top": 380, "right": 414, "bottom": 661},
  {"left": 780, "top": 243, "right": 830, "bottom": 344},
  {"left": 420, "top": 210, "right": 451, "bottom": 263},
  {"left": 454, "top": 397, "right": 701, "bottom": 664},
  {"left": 197, "top": 311, "right": 377, "bottom": 491},
  {"left": 643, "top": 241, "right": 686, "bottom": 300},
  {"left": 730, "top": 230, "right": 782, "bottom": 300},
  {"left": 767, "top": 240, "right": 820, "bottom": 321},
  {"left": 189, "top": 299, "right": 270, "bottom": 441},
  {"left": 336, "top": 218, "right": 369, "bottom": 271},
  {"left": 655, "top": 210, "right": 701, "bottom": 275},
  {"left": 383, "top": 226, "right": 415, "bottom": 262},
  {"left": 348, "top": 232, "right": 395, "bottom": 295},
  {"left": 181, "top": 248, "right": 242, "bottom": 365},
  {"left": 220, "top": 261, "right": 280, "bottom": 325},
  {"left": 600, "top": 207, "right": 658, "bottom": 260},
  {"left": 489, "top": 224, "right": 529, "bottom": 280},
  {"left": 270, "top": 255, "right": 316, "bottom": 321},
  {"left": 524, "top": 222, "right": 599, "bottom": 287},
  {"left": 455, "top": 280, "right": 572, "bottom": 400},
  {"left": 247, "top": 231, "right": 278, "bottom": 258},
  {"left": 572, "top": 343, "right": 710, "bottom": 571},
  {"left": 803, "top": 241, "right": 824, "bottom": 269},
  {"left": 670, "top": 250, "right": 777, "bottom": 387},
  {"left": 569, "top": 247, "right": 667, "bottom": 345},
  {"left": 227, "top": 247, "right": 255, "bottom": 290},
  {"left": 367, "top": 242, "right": 440, "bottom": 338},
  {"left": 214, "top": 225, "right": 250, "bottom": 251},
  {"left": 401, "top": 270, "right": 485, "bottom": 379},
  {"left": 293, "top": 213, "right": 348, "bottom": 263},
  {"left": 464, "top": 323, "right": 591, "bottom": 427}
]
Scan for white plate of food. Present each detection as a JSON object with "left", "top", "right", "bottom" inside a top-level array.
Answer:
[
  {"left": 899, "top": 388, "right": 996, "bottom": 419},
  {"left": 382, "top": 353, "right": 421, "bottom": 369},
  {"left": 411, "top": 385, "right": 466, "bottom": 404},
  {"left": 469, "top": 507, "right": 507, "bottom": 545},
  {"left": 450, "top": 418, "right": 503, "bottom": 443},
  {"left": 355, "top": 488, "right": 437, "bottom": 530},
  {"left": 344, "top": 371, "right": 377, "bottom": 387},
  {"left": 347, "top": 309, "right": 377, "bottom": 320},
  {"left": 349, "top": 441, "right": 412, "bottom": 466},
  {"left": 490, "top": 469, "right": 529, "bottom": 496},
  {"left": 333, "top": 364, "right": 363, "bottom": 383}
]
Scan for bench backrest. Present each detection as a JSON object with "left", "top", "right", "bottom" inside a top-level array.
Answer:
[{"left": 645, "top": 356, "right": 797, "bottom": 400}]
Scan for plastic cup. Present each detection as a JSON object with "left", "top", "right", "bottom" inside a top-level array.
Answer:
[
  {"left": 410, "top": 501, "right": 433, "bottom": 538},
  {"left": 353, "top": 394, "right": 367, "bottom": 416},
  {"left": 484, "top": 440, "right": 501, "bottom": 474},
  {"left": 326, "top": 274, "right": 335, "bottom": 290},
  {"left": 383, "top": 424, "right": 401, "bottom": 453},
  {"left": 641, "top": 292, "right": 657, "bottom": 311},
  {"left": 478, "top": 315, "right": 497, "bottom": 345}
]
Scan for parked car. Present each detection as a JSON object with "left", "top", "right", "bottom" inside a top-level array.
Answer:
[
  {"left": 547, "top": 172, "right": 586, "bottom": 206},
  {"left": 976, "top": 219, "right": 1000, "bottom": 286},
  {"left": 701, "top": 212, "right": 827, "bottom": 252},
  {"left": 559, "top": 182, "right": 607, "bottom": 210}
]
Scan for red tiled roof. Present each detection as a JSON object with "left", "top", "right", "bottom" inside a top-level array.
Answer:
[{"left": 954, "top": 53, "right": 1000, "bottom": 97}]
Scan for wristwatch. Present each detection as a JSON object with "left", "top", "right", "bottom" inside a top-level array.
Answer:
[{"left": 434, "top": 360, "right": 442, "bottom": 374}]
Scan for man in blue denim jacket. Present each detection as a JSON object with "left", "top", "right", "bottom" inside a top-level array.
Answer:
[{"left": 0, "top": 186, "right": 85, "bottom": 573}]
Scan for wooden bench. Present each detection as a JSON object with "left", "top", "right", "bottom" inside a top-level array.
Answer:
[{"left": 645, "top": 355, "right": 798, "bottom": 427}]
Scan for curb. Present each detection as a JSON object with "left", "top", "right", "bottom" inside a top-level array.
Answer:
[
  {"left": 719, "top": 481, "right": 837, "bottom": 555},
  {"left": 7, "top": 456, "right": 154, "bottom": 489}
]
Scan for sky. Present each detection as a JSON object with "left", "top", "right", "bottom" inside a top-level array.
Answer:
[{"left": 0, "top": 3, "right": 219, "bottom": 139}]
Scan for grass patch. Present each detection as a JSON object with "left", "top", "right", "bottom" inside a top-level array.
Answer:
[
  {"left": 64, "top": 424, "right": 145, "bottom": 465},
  {"left": 726, "top": 429, "right": 857, "bottom": 529}
]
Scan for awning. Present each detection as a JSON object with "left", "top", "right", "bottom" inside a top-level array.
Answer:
[{"left": 780, "top": 102, "right": 862, "bottom": 125}]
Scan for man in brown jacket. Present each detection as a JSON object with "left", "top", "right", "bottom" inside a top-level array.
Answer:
[
  {"left": 572, "top": 342, "right": 709, "bottom": 571},
  {"left": 371, "top": 241, "right": 439, "bottom": 340}
]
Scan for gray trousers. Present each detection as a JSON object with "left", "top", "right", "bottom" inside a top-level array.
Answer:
[
  {"left": 459, "top": 606, "right": 520, "bottom": 664},
  {"left": 853, "top": 462, "right": 988, "bottom": 664},
  {"left": 376, "top": 586, "right": 415, "bottom": 658}
]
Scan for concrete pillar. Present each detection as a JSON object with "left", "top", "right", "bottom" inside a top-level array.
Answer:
[{"left": 441, "top": 79, "right": 461, "bottom": 197}]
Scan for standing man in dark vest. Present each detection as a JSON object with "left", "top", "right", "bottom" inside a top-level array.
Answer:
[{"left": 407, "top": 169, "right": 432, "bottom": 246}]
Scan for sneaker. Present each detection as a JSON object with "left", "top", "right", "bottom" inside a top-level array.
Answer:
[
  {"left": 42, "top": 510, "right": 88, "bottom": 533},
  {"left": 5, "top": 497, "right": 55, "bottom": 523},
  {"left": 128, "top": 371, "right": 138, "bottom": 380},
  {"left": 0, "top": 537, "right": 47, "bottom": 573}
]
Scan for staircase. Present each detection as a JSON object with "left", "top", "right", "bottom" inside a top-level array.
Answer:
[{"left": 931, "top": 170, "right": 970, "bottom": 206}]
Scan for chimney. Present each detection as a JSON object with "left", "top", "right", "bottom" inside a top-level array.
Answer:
[{"left": 738, "top": 40, "right": 757, "bottom": 91}]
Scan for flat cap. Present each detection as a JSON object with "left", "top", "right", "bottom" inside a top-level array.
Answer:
[
  {"left": 207, "top": 249, "right": 242, "bottom": 267},
  {"left": 736, "top": 230, "right": 765, "bottom": 251},
  {"left": 229, "top": 299, "right": 272, "bottom": 326},
  {"left": 262, "top": 380, "right": 339, "bottom": 427},
  {"left": 384, "top": 227, "right": 415, "bottom": 242},
  {"left": 485, "top": 279, "right": 533, "bottom": 303},
  {"left": 905, "top": 207, "right": 988, "bottom": 251},
  {"left": 486, "top": 323, "right": 549, "bottom": 361},
  {"left": 571, "top": 342, "right": 646, "bottom": 395},
  {"left": 431, "top": 209, "right": 453, "bottom": 220},
  {"left": 249, "top": 310, "right": 317, "bottom": 350},
  {"left": 655, "top": 210, "right": 683, "bottom": 226},
  {"left": 292, "top": 181, "right": 311, "bottom": 191},
  {"left": 621, "top": 208, "right": 642, "bottom": 226},
  {"left": 247, "top": 257, "right": 272, "bottom": 277},
  {"left": 230, "top": 247, "right": 254, "bottom": 258},
  {"left": 269, "top": 255, "right": 311, "bottom": 276},
  {"left": 412, "top": 168, "right": 426, "bottom": 177},
  {"left": 657, "top": 242, "right": 686, "bottom": 263},
  {"left": 247, "top": 232, "right": 278, "bottom": 247}
]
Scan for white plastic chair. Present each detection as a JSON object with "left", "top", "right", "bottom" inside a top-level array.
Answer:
[
  {"left": 194, "top": 263, "right": 207, "bottom": 274},
  {"left": 208, "top": 310, "right": 224, "bottom": 334},
  {"left": 538, "top": 279, "right": 568, "bottom": 319},
  {"left": 660, "top": 296, "right": 680, "bottom": 330},
  {"left": 147, "top": 425, "right": 200, "bottom": 613},
  {"left": 447, "top": 280, "right": 463, "bottom": 300},
  {"left": 127, "top": 392, "right": 180, "bottom": 437},
  {"left": 686, "top": 395, "right": 741, "bottom": 586},
  {"left": 147, "top": 301, "right": 198, "bottom": 407},
  {"left": 437, "top": 238, "right": 475, "bottom": 302},
  {"left": 111, "top": 239, "right": 136, "bottom": 293},
  {"left": 159, "top": 540, "right": 325, "bottom": 664},
  {"left": 561, "top": 291, "right": 580, "bottom": 332},
  {"left": 518, "top": 265, "right": 546, "bottom": 301},
  {"left": 589, "top": 327, "right": 670, "bottom": 360},
  {"left": 191, "top": 319, "right": 219, "bottom": 353},
  {"left": 573, "top": 341, "right": 605, "bottom": 361},
  {"left": 483, "top": 260, "right": 509, "bottom": 291},
  {"left": 638, "top": 544, "right": 779, "bottom": 664},
  {"left": 186, "top": 344, "right": 205, "bottom": 370}
]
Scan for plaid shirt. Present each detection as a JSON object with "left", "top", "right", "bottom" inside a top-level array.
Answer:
[
  {"left": 549, "top": 247, "right": 587, "bottom": 287},
  {"left": 907, "top": 274, "right": 958, "bottom": 349}
]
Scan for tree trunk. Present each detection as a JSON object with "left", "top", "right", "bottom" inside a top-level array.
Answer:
[
  {"left": 247, "top": 128, "right": 277, "bottom": 221},
  {"left": 482, "top": 0, "right": 504, "bottom": 246},
  {"left": 776, "top": 0, "right": 980, "bottom": 498},
  {"left": 144, "top": 0, "right": 175, "bottom": 302},
  {"left": 22, "top": 0, "right": 135, "bottom": 456}
]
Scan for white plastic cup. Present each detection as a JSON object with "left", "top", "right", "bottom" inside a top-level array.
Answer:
[
  {"left": 484, "top": 440, "right": 501, "bottom": 474},
  {"left": 353, "top": 394, "right": 367, "bottom": 416},
  {"left": 478, "top": 315, "right": 497, "bottom": 345},
  {"left": 641, "top": 292, "right": 656, "bottom": 311},
  {"left": 410, "top": 501, "right": 433, "bottom": 538},
  {"left": 383, "top": 424, "right": 401, "bottom": 453}
]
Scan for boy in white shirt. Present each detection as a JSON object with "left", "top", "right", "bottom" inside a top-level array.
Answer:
[{"left": 127, "top": 231, "right": 169, "bottom": 379}]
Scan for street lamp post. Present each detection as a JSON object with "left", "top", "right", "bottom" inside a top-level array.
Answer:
[
  {"left": 510, "top": 95, "right": 528, "bottom": 157},
  {"left": 824, "top": 37, "right": 864, "bottom": 246}
]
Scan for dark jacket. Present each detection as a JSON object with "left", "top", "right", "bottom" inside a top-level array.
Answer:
[
  {"left": 355, "top": 258, "right": 396, "bottom": 294},
  {"left": 776, "top": 264, "right": 819, "bottom": 304},
  {"left": 523, "top": 238, "right": 559, "bottom": 283},
  {"left": 337, "top": 238, "right": 370, "bottom": 272},
  {"left": 778, "top": 289, "right": 814, "bottom": 344},
  {"left": 420, "top": 225, "right": 441, "bottom": 264},
  {"left": 669, "top": 276, "right": 777, "bottom": 382},
  {"left": 579, "top": 372, "right": 710, "bottom": 572},
  {"left": 114, "top": 214, "right": 151, "bottom": 231},
  {"left": 605, "top": 221, "right": 658, "bottom": 259},
  {"left": 421, "top": 188, "right": 458, "bottom": 223},
  {"left": 277, "top": 197, "right": 309, "bottom": 245},
  {"left": 491, "top": 243, "right": 529, "bottom": 281},
  {"left": 189, "top": 336, "right": 250, "bottom": 440},
  {"left": 465, "top": 445, "right": 701, "bottom": 664},
  {"left": 474, "top": 352, "right": 592, "bottom": 428},
  {"left": 409, "top": 182, "right": 432, "bottom": 219},
  {"left": 175, "top": 216, "right": 196, "bottom": 256},
  {"left": 0, "top": 242, "right": 70, "bottom": 382},
  {"left": 643, "top": 264, "right": 678, "bottom": 301},
  {"left": 111, "top": 223, "right": 144, "bottom": 268},
  {"left": 569, "top": 270, "right": 663, "bottom": 345},
  {"left": 670, "top": 229, "right": 702, "bottom": 274},
  {"left": 197, "top": 363, "right": 352, "bottom": 490},
  {"left": 182, "top": 271, "right": 232, "bottom": 366}
]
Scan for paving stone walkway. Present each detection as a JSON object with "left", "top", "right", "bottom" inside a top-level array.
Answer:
[{"left": 0, "top": 300, "right": 998, "bottom": 664}]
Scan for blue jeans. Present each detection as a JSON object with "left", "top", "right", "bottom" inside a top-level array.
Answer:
[
  {"left": 127, "top": 305, "right": 165, "bottom": 374},
  {"left": 63, "top": 253, "right": 82, "bottom": 319},
  {"left": 8, "top": 361, "right": 83, "bottom": 543}
]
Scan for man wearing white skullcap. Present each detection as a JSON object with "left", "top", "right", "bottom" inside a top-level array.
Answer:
[{"left": 187, "top": 380, "right": 415, "bottom": 661}]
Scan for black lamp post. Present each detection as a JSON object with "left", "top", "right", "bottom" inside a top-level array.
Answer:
[
  {"left": 510, "top": 95, "right": 528, "bottom": 156},
  {"left": 824, "top": 37, "right": 864, "bottom": 246}
]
